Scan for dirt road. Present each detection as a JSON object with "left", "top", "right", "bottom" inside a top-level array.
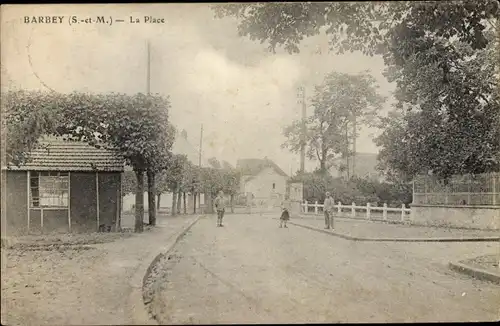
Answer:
[{"left": 150, "top": 214, "right": 500, "bottom": 324}]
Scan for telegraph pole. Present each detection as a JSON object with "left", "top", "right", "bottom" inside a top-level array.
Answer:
[
  {"left": 297, "top": 86, "right": 306, "bottom": 173},
  {"left": 199, "top": 124, "right": 203, "bottom": 167},
  {"left": 146, "top": 40, "right": 151, "bottom": 95},
  {"left": 352, "top": 116, "right": 356, "bottom": 176}
]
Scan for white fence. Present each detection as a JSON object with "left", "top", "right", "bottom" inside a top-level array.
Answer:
[{"left": 301, "top": 201, "right": 412, "bottom": 222}]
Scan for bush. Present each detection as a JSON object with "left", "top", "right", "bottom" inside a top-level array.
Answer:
[{"left": 293, "top": 172, "right": 412, "bottom": 207}]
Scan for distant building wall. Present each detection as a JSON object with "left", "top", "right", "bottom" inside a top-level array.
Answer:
[{"left": 242, "top": 167, "right": 287, "bottom": 202}]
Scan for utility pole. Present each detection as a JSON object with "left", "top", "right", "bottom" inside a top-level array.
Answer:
[
  {"left": 297, "top": 86, "right": 306, "bottom": 173},
  {"left": 199, "top": 124, "right": 203, "bottom": 167},
  {"left": 352, "top": 115, "right": 356, "bottom": 177},
  {"left": 146, "top": 40, "right": 151, "bottom": 95}
]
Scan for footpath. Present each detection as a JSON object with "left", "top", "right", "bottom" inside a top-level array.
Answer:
[
  {"left": 1, "top": 214, "right": 201, "bottom": 326},
  {"left": 288, "top": 215, "right": 500, "bottom": 284}
]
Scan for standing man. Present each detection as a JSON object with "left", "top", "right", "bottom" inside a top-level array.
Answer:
[
  {"left": 324, "top": 191, "right": 335, "bottom": 230},
  {"left": 214, "top": 190, "right": 226, "bottom": 227}
]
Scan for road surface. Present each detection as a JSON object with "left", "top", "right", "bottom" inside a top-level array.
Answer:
[{"left": 149, "top": 213, "right": 500, "bottom": 324}]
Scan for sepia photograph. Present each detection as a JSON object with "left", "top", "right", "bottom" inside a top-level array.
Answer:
[{"left": 1, "top": 1, "right": 499, "bottom": 324}]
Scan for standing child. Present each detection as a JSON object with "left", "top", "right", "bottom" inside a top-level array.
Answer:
[
  {"left": 214, "top": 190, "right": 226, "bottom": 227},
  {"left": 280, "top": 195, "right": 291, "bottom": 228}
]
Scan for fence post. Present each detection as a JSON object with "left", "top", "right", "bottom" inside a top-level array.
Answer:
[
  {"left": 351, "top": 202, "right": 356, "bottom": 218},
  {"left": 337, "top": 201, "right": 342, "bottom": 217},
  {"left": 305, "top": 200, "right": 308, "bottom": 214},
  {"left": 383, "top": 203, "right": 387, "bottom": 221},
  {"left": 401, "top": 203, "right": 406, "bottom": 222},
  {"left": 493, "top": 173, "right": 497, "bottom": 206},
  {"left": 314, "top": 201, "right": 319, "bottom": 215},
  {"left": 366, "top": 203, "right": 371, "bottom": 220}
]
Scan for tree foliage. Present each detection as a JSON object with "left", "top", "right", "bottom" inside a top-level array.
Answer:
[
  {"left": 214, "top": 1, "right": 500, "bottom": 179},
  {"left": 2, "top": 90, "right": 175, "bottom": 232},
  {"left": 3, "top": 90, "right": 64, "bottom": 166},
  {"left": 282, "top": 71, "right": 385, "bottom": 173}
]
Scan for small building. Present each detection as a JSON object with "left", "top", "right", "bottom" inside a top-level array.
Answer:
[
  {"left": 237, "top": 158, "right": 288, "bottom": 206},
  {"left": 1, "top": 136, "right": 125, "bottom": 235}
]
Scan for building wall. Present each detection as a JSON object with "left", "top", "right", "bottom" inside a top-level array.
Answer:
[
  {"left": 70, "top": 172, "right": 98, "bottom": 232},
  {"left": 70, "top": 172, "right": 121, "bottom": 232},
  {"left": 98, "top": 172, "right": 121, "bottom": 229},
  {"left": 242, "top": 168, "right": 287, "bottom": 201},
  {"left": 4, "top": 171, "right": 28, "bottom": 235},
  {"left": 411, "top": 204, "right": 500, "bottom": 230}
]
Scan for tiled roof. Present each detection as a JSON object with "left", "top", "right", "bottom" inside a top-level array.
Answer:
[
  {"left": 5, "top": 137, "right": 125, "bottom": 172},
  {"left": 236, "top": 158, "right": 288, "bottom": 178}
]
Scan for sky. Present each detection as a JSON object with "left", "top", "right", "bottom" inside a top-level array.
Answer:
[{"left": 2, "top": 3, "right": 396, "bottom": 175}]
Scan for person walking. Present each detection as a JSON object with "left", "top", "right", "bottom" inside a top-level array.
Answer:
[
  {"left": 324, "top": 191, "right": 335, "bottom": 229},
  {"left": 280, "top": 195, "right": 291, "bottom": 228},
  {"left": 214, "top": 190, "right": 226, "bottom": 227}
]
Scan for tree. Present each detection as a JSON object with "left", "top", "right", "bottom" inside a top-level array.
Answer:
[
  {"left": 2, "top": 91, "right": 175, "bottom": 232},
  {"left": 2, "top": 90, "right": 63, "bottom": 167},
  {"left": 57, "top": 92, "right": 174, "bottom": 232},
  {"left": 214, "top": 1, "right": 500, "bottom": 179},
  {"left": 282, "top": 71, "right": 384, "bottom": 174},
  {"left": 220, "top": 166, "right": 240, "bottom": 213},
  {"left": 376, "top": 27, "right": 500, "bottom": 180},
  {"left": 163, "top": 154, "right": 188, "bottom": 216}
]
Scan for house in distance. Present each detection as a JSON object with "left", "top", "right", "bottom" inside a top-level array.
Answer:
[
  {"left": 1, "top": 136, "right": 125, "bottom": 235},
  {"left": 237, "top": 157, "right": 289, "bottom": 207}
]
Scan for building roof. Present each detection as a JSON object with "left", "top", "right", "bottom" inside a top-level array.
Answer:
[
  {"left": 236, "top": 158, "right": 288, "bottom": 178},
  {"left": 329, "top": 152, "right": 381, "bottom": 179},
  {"left": 5, "top": 136, "right": 125, "bottom": 172}
]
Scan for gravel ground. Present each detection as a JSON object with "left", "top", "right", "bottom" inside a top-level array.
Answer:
[
  {"left": 1, "top": 215, "right": 198, "bottom": 326},
  {"left": 149, "top": 214, "right": 500, "bottom": 324},
  {"left": 293, "top": 216, "right": 500, "bottom": 238}
]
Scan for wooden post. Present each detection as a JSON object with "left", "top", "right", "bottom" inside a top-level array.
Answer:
[
  {"left": 366, "top": 202, "right": 371, "bottom": 220},
  {"left": 96, "top": 172, "right": 100, "bottom": 232},
  {"left": 68, "top": 172, "right": 71, "bottom": 233},
  {"left": 337, "top": 201, "right": 342, "bottom": 217},
  {"left": 305, "top": 200, "right": 308, "bottom": 214},
  {"left": 492, "top": 173, "right": 497, "bottom": 206},
  {"left": 27, "top": 171, "right": 30, "bottom": 232},
  {"left": 40, "top": 208, "right": 44, "bottom": 234},
  {"left": 383, "top": 203, "right": 388, "bottom": 221},
  {"left": 412, "top": 180, "right": 415, "bottom": 204},
  {"left": 351, "top": 202, "right": 356, "bottom": 218},
  {"left": 314, "top": 201, "right": 318, "bottom": 215},
  {"left": 401, "top": 203, "right": 405, "bottom": 222},
  {"left": 114, "top": 173, "right": 121, "bottom": 231},
  {"left": 467, "top": 174, "right": 472, "bottom": 205}
]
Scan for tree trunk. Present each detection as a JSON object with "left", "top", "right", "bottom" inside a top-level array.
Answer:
[
  {"left": 157, "top": 193, "right": 161, "bottom": 210},
  {"left": 206, "top": 193, "right": 214, "bottom": 214},
  {"left": 176, "top": 190, "right": 182, "bottom": 214},
  {"left": 230, "top": 194, "right": 235, "bottom": 213},
  {"left": 134, "top": 169, "right": 145, "bottom": 233},
  {"left": 193, "top": 192, "right": 197, "bottom": 214},
  {"left": 319, "top": 159, "right": 327, "bottom": 174},
  {"left": 147, "top": 169, "right": 156, "bottom": 226},
  {"left": 171, "top": 187, "right": 177, "bottom": 216},
  {"left": 183, "top": 192, "right": 187, "bottom": 214}
]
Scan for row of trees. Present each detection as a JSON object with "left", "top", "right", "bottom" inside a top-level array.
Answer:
[
  {"left": 214, "top": 1, "right": 500, "bottom": 181},
  {"left": 3, "top": 90, "right": 175, "bottom": 233},
  {"left": 122, "top": 155, "right": 241, "bottom": 215}
]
